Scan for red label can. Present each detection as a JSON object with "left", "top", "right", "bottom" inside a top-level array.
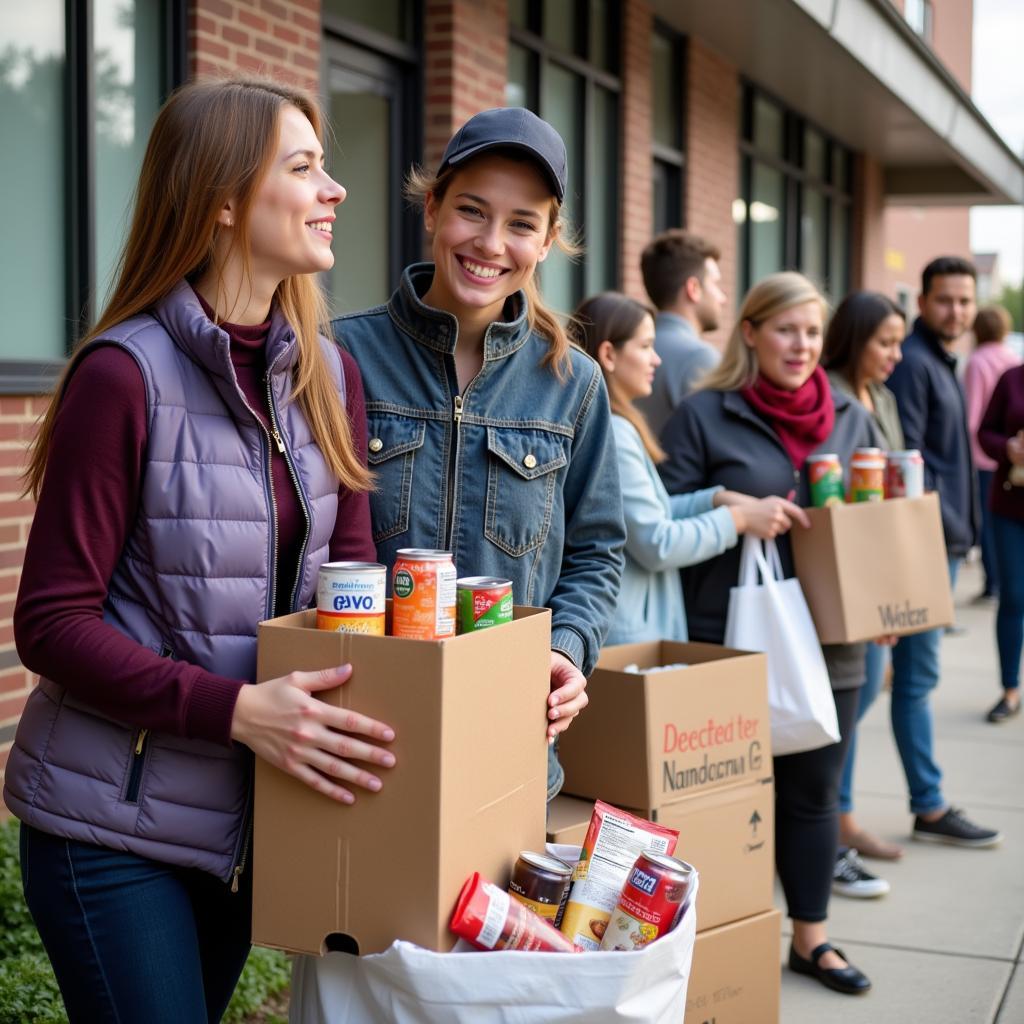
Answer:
[
  {"left": 391, "top": 549, "right": 457, "bottom": 639},
  {"left": 885, "top": 449, "right": 925, "bottom": 499},
  {"left": 599, "top": 852, "right": 694, "bottom": 951}
]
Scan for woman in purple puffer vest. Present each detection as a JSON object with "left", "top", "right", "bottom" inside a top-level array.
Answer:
[{"left": 3, "top": 78, "right": 396, "bottom": 1023}]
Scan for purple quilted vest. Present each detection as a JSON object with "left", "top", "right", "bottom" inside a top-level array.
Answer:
[{"left": 4, "top": 281, "right": 341, "bottom": 882}]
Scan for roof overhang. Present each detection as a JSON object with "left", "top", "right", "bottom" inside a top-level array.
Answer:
[{"left": 653, "top": 0, "right": 1024, "bottom": 206}]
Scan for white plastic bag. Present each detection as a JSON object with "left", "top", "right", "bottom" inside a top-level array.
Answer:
[
  {"left": 724, "top": 536, "right": 839, "bottom": 756},
  {"left": 288, "top": 844, "right": 698, "bottom": 1024}
]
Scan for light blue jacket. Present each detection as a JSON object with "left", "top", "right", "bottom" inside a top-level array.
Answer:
[{"left": 605, "top": 415, "right": 737, "bottom": 646}]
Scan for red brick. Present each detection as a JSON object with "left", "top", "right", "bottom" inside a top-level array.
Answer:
[
  {"left": 290, "top": 10, "right": 319, "bottom": 34},
  {"left": 238, "top": 10, "right": 269, "bottom": 33},
  {"left": 254, "top": 36, "right": 287, "bottom": 59},
  {"left": 272, "top": 23, "right": 301, "bottom": 45},
  {"left": 197, "top": 0, "right": 235, "bottom": 19},
  {"left": 261, "top": 0, "right": 288, "bottom": 18}
]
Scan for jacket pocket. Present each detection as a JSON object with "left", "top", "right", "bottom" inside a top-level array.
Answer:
[
  {"left": 366, "top": 416, "right": 426, "bottom": 544},
  {"left": 484, "top": 426, "right": 569, "bottom": 557}
]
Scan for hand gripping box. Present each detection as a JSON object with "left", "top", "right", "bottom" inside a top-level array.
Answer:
[
  {"left": 252, "top": 606, "right": 550, "bottom": 957},
  {"left": 790, "top": 493, "right": 954, "bottom": 644},
  {"left": 557, "top": 641, "right": 771, "bottom": 812}
]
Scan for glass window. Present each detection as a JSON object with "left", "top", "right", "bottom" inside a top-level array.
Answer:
[
  {"left": 543, "top": 0, "right": 578, "bottom": 56},
  {"left": 509, "top": 0, "right": 530, "bottom": 30},
  {"left": 0, "top": 1, "right": 65, "bottom": 360},
  {"left": 830, "top": 201, "right": 850, "bottom": 300},
  {"left": 750, "top": 162, "right": 784, "bottom": 284},
  {"left": 585, "top": 85, "right": 617, "bottom": 294},
  {"left": 803, "top": 126, "right": 826, "bottom": 183},
  {"left": 651, "top": 30, "right": 679, "bottom": 149},
  {"left": 324, "top": 0, "right": 413, "bottom": 42},
  {"left": 800, "top": 187, "right": 826, "bottom": 287},
  {"left": 589, "top": 0, "right": 613, "bottom": 71},
  {"left": 653, "top": 161, "right": 682, "bottom": 234},
  {"left": 832, "top": 145, "right": 849, "bottom": 192},
  {"left": 506, "top": 43, "right": 535, "bottom": 109},
  {"left": 752, "top": 94, "right": 783, "bottom": 158}
]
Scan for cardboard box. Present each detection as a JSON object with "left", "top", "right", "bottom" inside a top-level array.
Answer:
[
  {"left": 252, "top": 606, "right": 551, "bottom": 956},
  {"left": 558, "top": 642, "right": 770, "bottom": 812},
  {"left": 684, "top": 909, "right": 781, "bottom": 1024},
  {"left": 653, "top": 778, "right": 774, "bottom": 934},
  {"left": 791, "top": 493, "right": 954, "bottom": 644},
  {"left": 545, "top": 794, "right": 594, "bottom": 846}
]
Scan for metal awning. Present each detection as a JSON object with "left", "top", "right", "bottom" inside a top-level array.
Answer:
[{"left": 653, "top": 0, "right": 1024, "bottom": 206}]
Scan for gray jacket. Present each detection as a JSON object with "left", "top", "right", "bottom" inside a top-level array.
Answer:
[
  {"left": 659, "top": 385, "right": 877, "bottom": 688},
  {"left": 636, "top": 312, "right": 720, "bottom": 436},
  {"left": 4, "top": 281, "right": 342, "bottom": 882}
]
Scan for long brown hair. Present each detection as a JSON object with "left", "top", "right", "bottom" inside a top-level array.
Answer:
[
  {"left": 571, "top": 292, "right": 665, "bottom": 463},
  {"left": 24, "top": 77, "right": 371, "bottom": 499},
  {"left": 405, "top": 150, "right": 581, "bottom": 380}
]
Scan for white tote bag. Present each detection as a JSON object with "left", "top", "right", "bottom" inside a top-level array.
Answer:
[
  {"left": 724, "top": 536, "right": 839, "bottom": 756},
  {"left": 288, "top": 845, "right": 698, "bottom": 1024}
]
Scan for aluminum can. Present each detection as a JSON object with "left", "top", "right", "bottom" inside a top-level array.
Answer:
[
  {"left": 807, "top": 454, "right": 844, "bottom": 507},
  {"left": 600, "top": 852, "right": 694, "bottom": 951},
  {"left": 853, "top": 447, "right": 884, "bottom": 458},
  {"left": 316, "top": 562, "right": 386, "bottom": 634},
  {"left": 885, "top": 449, "right": 925, "bottom": 499},
  {"left": 450, "top": 872, "right": 580, "bottom": 952},
  {"left": 457, "top": 577, "right": 513, "bottom": 633},
  {"left": 508, "top": 851, "right": 573, "bottom": 926},
  {"left": 848, "top": 454, "right": 886, "bottom": 502},
  {"left": 391, "top": 549, "right": 457, "bottom": 639}
]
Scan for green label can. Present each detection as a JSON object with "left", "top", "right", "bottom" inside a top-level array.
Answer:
[
  {"left": 456, "top": 577, "right": 513, "bottom": 633},
  {"left": 807, "top": 454, "right": 844, "bottom": 507}
]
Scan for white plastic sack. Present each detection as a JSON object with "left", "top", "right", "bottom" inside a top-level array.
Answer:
[
  {"left": 724, "top": 536, "right": 839, "bottom": 756},
  {"left": 288, "top": 844, "right": 698, "bottom": 1024}
]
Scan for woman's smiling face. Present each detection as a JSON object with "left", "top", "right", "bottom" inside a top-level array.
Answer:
[{"left": 423, "top": 153, "right": 557, "bottom": 323}]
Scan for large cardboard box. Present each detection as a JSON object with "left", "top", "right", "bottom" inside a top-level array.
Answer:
[
  {"left": 684, "top": 909, "right": 782, "bottom": 1024},
  {"left": 545, "top": 794, "right": 594, "bottom": 846},
  {"left": 791, "top": 493, "right": 954, "bottom": 644},
  {"left": 558, "top": 642, "right": 770, "bottom": 812},
  {"left": 252, "top": 606, "right": 551, "bottom": 956},
  {"left": 653, "top": 779, "right": 774, "bottom": 934}
]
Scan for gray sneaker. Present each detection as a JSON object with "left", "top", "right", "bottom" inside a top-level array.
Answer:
[
  {"left": 832, "top": 849, "right": 890, "bottom": 898},
  {"left": 912, "top": 807, "right": 1002, "bottom": 848}
]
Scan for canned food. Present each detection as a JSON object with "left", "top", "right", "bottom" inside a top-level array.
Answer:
[
  {"left": 450, "top": 872, "right": 580, "bottom": 952},
  {"left": 391, "top": 549, "right": 457, "bottom": 640},
  {"left": 316, "top": 562, "right": 386, "bottom": 634},
  {"left": 848, "top": 454, "right": 886, "bottom": 502},
  {"left": 457, "top": 577, "right": 513, "bottom": 633},
  {"left": 508, "top": 851, "right": 573, "bottom": 926},
  {"left": 599, "top": 852, "right": 694, "bottom": 952},
  {"left": 885, "top": 449, "right": 924, "bottom": 499},
  {"left": 807, "top": 454, "right": 844, "bottom": 507}
]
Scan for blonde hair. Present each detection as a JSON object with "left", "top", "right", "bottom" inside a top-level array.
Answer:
[
  {"left": 700, "top": 271, "right": 829, "bottom": 392},
  {"left": 405, "top": 153, "right": 581, "bottom": 380},
  {"left": 25, "top": 77, "right": 372, "bottom": 499}
]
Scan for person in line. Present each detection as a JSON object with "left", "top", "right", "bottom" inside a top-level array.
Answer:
[
  {"left": 3, "top": 79, "right": 397, "bottom": 1022},
  {"left": 636, "top": 230, "right": 727, "bottom": 435},
  {"left": 886, "top": 257, "right": 1002, "bottom": 846},
  {"left": 660, "top": 272, "right": 878, "bottom": 996},
  {"left": 965, "top": 304, "right": 1020, "bottom": 601},
  {"left": 977, "top": 362, "right": 1024, "bottom": 722},
  {"left": 571, "top": 290, "right": 808, "bottom": 645},
  {"left": 334, "top": 108, "right": 625, "bottom": 799},
  {"left": 821, "top": 291, "right": 906, "bottom": 887}
]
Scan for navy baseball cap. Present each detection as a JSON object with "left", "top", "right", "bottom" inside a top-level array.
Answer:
[{"left": 438, "top": 107, "right": 568, "bottom": 202}]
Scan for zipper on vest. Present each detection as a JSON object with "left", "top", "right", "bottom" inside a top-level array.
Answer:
[
  {"left": 231, "top": 816, "right": 254, "bottom": 894},
  {"left": 265, "top": 373, "right": 313, "bottom": 613},
  {"left": 124, "top": 728, "right": 149, "bottom": 803}
]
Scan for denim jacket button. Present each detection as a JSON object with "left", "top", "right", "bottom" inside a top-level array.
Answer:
[
  {"left": 523, "top": 453, "right": 537, "bottom": 469},
  {"left": 368, "top": 437, "right": 383, "bottom": 453}
]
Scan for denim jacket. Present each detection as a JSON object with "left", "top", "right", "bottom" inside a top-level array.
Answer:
[{"left": 334, "top": 265, "right": 626, "bottom": 797}]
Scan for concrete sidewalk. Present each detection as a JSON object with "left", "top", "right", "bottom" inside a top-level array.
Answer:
[{"left": 779, "top": 560, "right": 1024, "bottom": 1023}]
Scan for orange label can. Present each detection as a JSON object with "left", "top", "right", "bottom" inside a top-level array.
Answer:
[
  {"left": 391, "top": 549, "right": 457, "bottom": 639},
  {"left": 316, "top": 562, "right": 386, "bottom": 634},
  {"left": 848, "top": 455, "right": 886, "bottom": 502}
]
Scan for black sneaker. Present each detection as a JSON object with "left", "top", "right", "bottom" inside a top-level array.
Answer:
[
  {"left": 987, "top": 696, "right": 1021, "bottom": 723},
  {"left": 832, "top": 849, "right": 890, "bottom": 898},
  {"left": 912, "top": 807, "right": 1002, "bottom": 848}
]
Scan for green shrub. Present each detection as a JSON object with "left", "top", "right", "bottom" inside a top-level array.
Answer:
[{"left": 0, "top": 818, "right": 289, "bottom": 1023}]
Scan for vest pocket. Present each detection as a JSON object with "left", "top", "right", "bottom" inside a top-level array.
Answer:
[
  {"left": 124, "top": 728, "right": 149, "bottom": 804},
  {"left": 366, "top": 416, "right": 426, "bottom": 543}
]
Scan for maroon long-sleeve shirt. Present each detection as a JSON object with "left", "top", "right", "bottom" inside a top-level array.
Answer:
[
  {"left": 978, "top": 363, "right": 1024, "bottom": 521},
  {"left": 14, "top": 313, "right": 375, "bottom": 748}
]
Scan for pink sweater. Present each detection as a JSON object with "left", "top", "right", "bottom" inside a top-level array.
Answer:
[{"left": 964, "top": 343, "right": 1021, "bottom": 470}]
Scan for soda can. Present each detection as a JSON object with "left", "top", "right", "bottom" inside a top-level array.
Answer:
[
  {"left": 885, "top": 449, "right": 924, "bottom": 499},
  {"left": 599, "top": 852, "right": 695, "bottom": 951},
  {"left": 456, "top": 577, "right": 513, "bottom": 633},
  {"left": 848, "top": 454, "right": 886, "bottom": 502},
  {"left": 392, "top": 549, "right": 457, "bottom": 640},
  {"left": 316, "top": 562, "right": 386, "bottom": 634},
  {"left": 508, "top": 851, "right": 573, "bottom": 927},
  {"left": 853, "top": 447, "right": 884, "bottom": 459},
  {"left": 807, "top": 454, "right": 844, "bottom": 507}
]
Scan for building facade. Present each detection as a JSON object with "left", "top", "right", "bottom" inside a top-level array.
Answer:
[{"left": 1, "top": 0, "right": 1022, "bottom": 802}]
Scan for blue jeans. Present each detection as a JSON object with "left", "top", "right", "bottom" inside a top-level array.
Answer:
[
  {"left": 993, "top": 513, "right": 1024, "bottom": 690},
  {"left": 837, "top": 641, "right": 888, "bottom": 814},
  {"left": 978, "top": 469, "right": 999, "bottom": 595},
  {"left": 889, "top": 557, "right": 960, "bottom": 815},
  {"left": 20, "top": 823, "right": 252, "bottom": 1024}
]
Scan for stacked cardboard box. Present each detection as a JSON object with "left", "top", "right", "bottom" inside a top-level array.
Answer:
[{"left": 555, "top": 640, "right": 781, "bottom": 1024}]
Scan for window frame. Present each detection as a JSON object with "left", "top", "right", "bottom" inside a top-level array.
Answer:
[{"left": 650, "top": 21, "right": 686, "bottom": 234}]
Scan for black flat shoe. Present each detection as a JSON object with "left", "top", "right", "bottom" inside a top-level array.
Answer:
[
  {"left": 788, "top": 942, "right": 872, "bottom": 995},
  {"left": 987, "top": 697, "right": 1021, "bottom": 723}
]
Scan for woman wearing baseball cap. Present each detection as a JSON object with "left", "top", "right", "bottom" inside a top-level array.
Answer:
[{"left": 334, "top": 108, "right": 625, "bottom": 798}]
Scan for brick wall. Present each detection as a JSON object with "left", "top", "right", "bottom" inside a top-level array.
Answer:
[
  {"left": 684, "top": 38, "right": 739, "bottom": 348},
  {"left": 853, "top": 152, "right": 887, "bottom": 293}
]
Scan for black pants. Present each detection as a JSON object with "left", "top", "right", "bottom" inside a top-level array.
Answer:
[{"left": 773, "top": 687, "right": 860, "bottom": 923}]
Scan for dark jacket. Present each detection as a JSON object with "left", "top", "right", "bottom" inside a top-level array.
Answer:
[
  {"left": 658, "top": 385, "right": 877, "bottom": 661},
  {"left": 978, "top": 363, "right": 1024, "bottom": 522},
  {"left": 886, "top": 318, "right": 977, "bottom": 556}
]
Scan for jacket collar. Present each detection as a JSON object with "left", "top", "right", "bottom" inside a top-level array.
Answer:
[
  {"left": 910, "top": 316, "right": 958, "bottom": 370},
  {"left": 388, "top": 262, "right": 533, "bottom": 360}
]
